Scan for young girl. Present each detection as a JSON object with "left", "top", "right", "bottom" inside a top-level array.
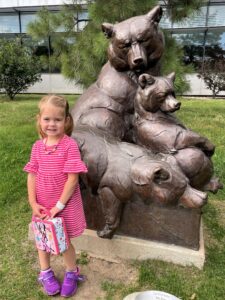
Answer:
[{"left": 24, "top": 95, "right": 87, "bottom": 297}]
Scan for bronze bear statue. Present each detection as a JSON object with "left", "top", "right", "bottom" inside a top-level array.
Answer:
[
  {"left": 133, "top": 72, "right": 222, "bottom": 192},
  {"left": 71, "top": 6, "right": 222, "bottom": 240},
  {"left": 72, "top": 127, "right": 207, "bottom": 239}
]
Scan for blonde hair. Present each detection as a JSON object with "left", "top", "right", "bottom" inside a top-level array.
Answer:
[{"left": 37, "top": 94, "right": 74, "bottom": 138}]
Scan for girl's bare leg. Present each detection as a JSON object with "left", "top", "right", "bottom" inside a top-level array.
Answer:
[
  {"left": 61, "top": 242, "right": 81, "bottom": 297},
  {"left": 38, "top": 249, "right": 51, "bottom": 270},
  {"left": 62, "top": 242, "right": 77, "bottom": 271}
]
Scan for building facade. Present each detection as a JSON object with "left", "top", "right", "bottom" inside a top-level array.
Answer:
[
  {"left": 1, "top": 0, "right": 225, "bottom": 95},
  {"left": 160, "top": 0, "right": 225, "bottom": 95}
]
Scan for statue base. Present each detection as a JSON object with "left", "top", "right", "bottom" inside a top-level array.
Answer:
[
  {"left": 72, "top": 224, "right": 205, "bottom": 269},
  {"left": 82, "top": 190, "right": 202, "bottom": 250}
]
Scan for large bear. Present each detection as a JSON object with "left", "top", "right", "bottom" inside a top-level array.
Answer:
[
  {"left": 72, "top": 127, "right": 207, "bottom": 239},
  {"left": 71, "top": 5, "right": 164, "bottom": 141},
  {"left": 133, "top": 73, "right": 222, "bottom": 192}
]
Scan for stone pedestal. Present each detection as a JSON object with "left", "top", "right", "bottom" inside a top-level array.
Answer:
[
  {"left": 72, "top": 225, "right": 205, "bottom": 269},
  {"left": 81, "top": 189, "right": 202, "bottom": 250}
]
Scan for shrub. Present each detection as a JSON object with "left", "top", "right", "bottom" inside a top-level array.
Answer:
[
  {"left": 198, "top": 59, "right": 225, "bottom": 98},
  {"left": 0, "top": 39, "right": 42, "bottom": 100}
]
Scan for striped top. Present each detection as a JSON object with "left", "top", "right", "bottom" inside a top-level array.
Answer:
[{"left": 24, "top": 135, "right": 88, "bottom": 238}]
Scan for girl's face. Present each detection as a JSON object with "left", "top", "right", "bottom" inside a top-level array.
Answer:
[{"left": 39, "top": 104, "right": 68, "bottom": 139}]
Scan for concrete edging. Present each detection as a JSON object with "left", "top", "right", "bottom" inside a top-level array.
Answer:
[{"left": 72, "top": 222, "right": 205, "bottom": 269}]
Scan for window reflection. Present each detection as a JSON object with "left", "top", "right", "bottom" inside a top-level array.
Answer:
[
  {"left": 205, "top": 29, "right": 225, "bottom": 51},
  {"left": 204, "top": 29, "right": 225, "bottom": 67},
  {"left": 22, "top": 36, "right": 51, "bottom": 73},
  {"left": 208, "top": 5, "right": 225, "bottom": 27},
  {"left": 172, "top": 31, "right": 205, "bottom": 71},
  {"left": 21, "top": 13, "right": 38, "bottom": 33},
  {"left": 172, "top": 6, "right": 207, "bottom": 28},
  {"left": 77, "top": 11, "right": 88, "bottom": 31},
  {"left": 160, "top": 8, "right": 172, "bottom": 29},
  {"left": 0, "top": 14, "right": 19, "bottom": 33}
]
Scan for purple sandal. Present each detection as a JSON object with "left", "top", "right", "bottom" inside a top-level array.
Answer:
[
  {"left": 38, "top": 269, "right": 60, "bottom": 296},
  {"left": 60, "top": 267, "right": 85, "bottom": 298}
]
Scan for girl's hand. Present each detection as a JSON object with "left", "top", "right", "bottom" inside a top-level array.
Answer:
[
  {"left": 49, "top": 206, "right": 61, "bottom": 219},
  {"left": 31, "top": 203, "right": 47, "bottom": 218}
]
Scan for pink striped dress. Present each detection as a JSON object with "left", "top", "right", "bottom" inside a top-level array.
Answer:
[{"left": 24, "top": 135, "right": 88, "bottom": 238}]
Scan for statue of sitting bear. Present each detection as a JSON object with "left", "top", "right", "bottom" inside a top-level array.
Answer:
[
  {"left": 133, "top": 72, "right": 223, "bottom": 192},
  {"left": 71, "top": 5, "right": 164, "bottom": 142}
]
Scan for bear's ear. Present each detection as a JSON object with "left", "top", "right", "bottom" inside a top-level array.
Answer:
[
  {"left": 146, "top": 5, "right": 163, "bottom": 23},
  {"left": 131, "top": 161, "right": 170, "bottom": 186},
  {"left": 138, "top": 74, "right": 155, "bottom": 89},
  {"left": 167, "top": 72, "right": 176, "bottom": 82},
  {"left": 102, "top": 23, "right": 114, "bottom": 38},
  {"left": 153, "top": 167, "right": 170, "bottom": 184}
]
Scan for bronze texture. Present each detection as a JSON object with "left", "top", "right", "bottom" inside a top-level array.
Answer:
[
  {"left": 73, "top": 127, "right": 207, "bottom": 239},
  {"left": 133, "top": 72, "right": 222, "bottom": 192},
  {"left": 71, "top": 6, "right": 222, "bottom": 243}
]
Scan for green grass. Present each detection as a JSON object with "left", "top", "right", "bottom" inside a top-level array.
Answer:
[
  {"left": 176, "top": 98, "right": 225, "bottom": 200},
  {"left": 0, "top": 95, "right": 225, "bottom": 300}
]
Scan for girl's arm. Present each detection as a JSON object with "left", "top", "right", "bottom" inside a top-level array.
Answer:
[
  {"left": 50, "top": 173, "right": 79, "bottom": 218},
  {"left": 27, "top": 173, "right": 46, "bottom": 218}
]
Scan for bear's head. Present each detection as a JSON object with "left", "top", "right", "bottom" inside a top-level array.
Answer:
[
  {"left": 102, "top": 5, "right": 164, "bottom": 75},
  {"left": 131, "top": 155, "right": 207, "bottom": 208},
  {"left": 130, "top": 156, "right": 187, "bottom": 206},
  {"left": 137, "top": 72, "right": 181, "bottom": 113}
]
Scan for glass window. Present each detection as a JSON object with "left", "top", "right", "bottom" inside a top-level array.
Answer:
[
  {"left": 207, "top": 5, "right": 225, "bottom": 27},
  {"left": 77, "top": 11, "right": 89, "bottom": 31},
  {"left": 205, "top": 29, "right": 225, "bottom": 64},
  {"left": 22, "top": 35, "right": 61, "bottom": 73},
  {"left": 160, "top": 8, "right": 172, "bottom": 29},
  {"left": 172, "top": 6, "right": 207, "bottom": 29},
  {"left": 22, "top": 36, "right": 50, "bottom": 72},
  {"left": 21, "top": 13, "right": 38, "bottom": 33},
  {"left": 0, "top": 14, "right": 20, "bottom": 33},
  {"left": 205, "top": 29, "right": 225, "bottom": 50},
  {"left": 172, "top": 31, "right": 205, "bottom": 70}
]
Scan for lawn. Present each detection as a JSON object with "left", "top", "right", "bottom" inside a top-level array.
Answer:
[{"left": 0, "top": 95, "right": 225, "bottom": 300}]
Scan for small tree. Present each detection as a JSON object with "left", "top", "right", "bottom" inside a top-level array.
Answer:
[
  {"left": 198, "top": 59, "right": 225, "bottom": 98},
  {"left": 0, "top": 39, "right": 42, "bottom": 100},
  {"left": 163, "top": 0, "right": 204, "bottom": 20}
]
